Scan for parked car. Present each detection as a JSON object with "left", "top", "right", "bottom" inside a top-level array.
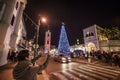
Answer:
[{"left": 54, "top": 54, "right": 72, "bottom": 63}]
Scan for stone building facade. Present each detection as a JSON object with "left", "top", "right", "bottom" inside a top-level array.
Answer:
[
  {"left": 0, "top": 0, "right": 27, "bottom": 66},
  {"left": 83, "top": 24, "right": 120, "bottom": 52}
]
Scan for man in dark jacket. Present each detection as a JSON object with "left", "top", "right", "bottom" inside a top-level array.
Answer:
[{"left": 13, "top": 49, "right": 50, "bottom": 80}]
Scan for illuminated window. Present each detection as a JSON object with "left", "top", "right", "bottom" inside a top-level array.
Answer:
[
  {"left": 86, "top": 32, "right": 90, "bottom": 37},
  {"left": 86, "top": 32, "right": 94, "bottom": 37}
]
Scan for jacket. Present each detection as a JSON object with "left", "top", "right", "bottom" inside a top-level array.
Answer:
[{"left": 13, "top": 55, "right": 50, "bottom": 80}]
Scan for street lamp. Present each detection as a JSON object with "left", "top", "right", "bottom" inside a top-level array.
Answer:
[{"left": 34, "top": 16, "right": 46, "bottom": 57}]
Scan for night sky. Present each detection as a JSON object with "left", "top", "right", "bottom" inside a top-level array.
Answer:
[{"left": 24, "top": 0, "right": 120, "bottom": 47}]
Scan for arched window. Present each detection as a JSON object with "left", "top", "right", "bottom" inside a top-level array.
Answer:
[
  {"left": 90, "top": 32, "right": 94, "bottom": 36},
  {"left": 16, "top": 2, "right": 19, "bottom": 9},
  {"left": 11, "top": 15, "right": 15, "bottom": 25},
  {"left": 47, "top": 34, "right": 49, "bottom": 37},
  {"left": 86, "top": 32, "right": 90, "bottom": 37}
]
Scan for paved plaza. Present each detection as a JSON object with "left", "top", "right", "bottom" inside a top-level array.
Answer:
[{"left": 0, "top": 57, "right": 120, "bottom": 80}]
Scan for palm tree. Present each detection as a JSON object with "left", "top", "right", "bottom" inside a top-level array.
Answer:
[
  {"left": 101, "top": 27, "right": 120, "bottom": 52},
  {"left": 101, "top": 28, "right": 111, "bottom": 40},
  {"left": 111, "top": 27, "right": 120, "bottom": 40},
  {"left": 102, "top": 27, "right": 120, "bottom": 40}
]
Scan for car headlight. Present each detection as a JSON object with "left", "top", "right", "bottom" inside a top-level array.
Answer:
[
  {"left": 67, "top": 57, "right": 71, "bottom": 59},
  {"left": 62, "top": 57, "right": 66, "bottom": 60}
]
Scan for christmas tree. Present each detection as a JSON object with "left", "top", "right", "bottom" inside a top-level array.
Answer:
[{"left": 58, "top": 23, "right": 70, "bottom": 54}]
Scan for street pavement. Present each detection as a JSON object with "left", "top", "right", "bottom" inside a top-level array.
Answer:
[
  {"left": 0, "top": 62, "right": 47, "bottom": 80},
  {"left": 49, "top": 63, "right": 120, "bottom": 80},
  {"left": 49, "top": 57, "right": 120, "bottom": 80},
  {"left": 0, "top": 55, "right": 49, "bottom": 80},
  {"left": 0, "top": 57, "right": 120, "bottom": 80}
]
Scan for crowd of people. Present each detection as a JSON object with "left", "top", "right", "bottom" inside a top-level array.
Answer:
[
  {"left": 7, "top": 39, "right": 51, "bottom": 80},
  {"left": 7, "top": 39, "right": 38, "bottom": 62},
  {"left": 84, "top": 50, "right": 120, "bottom": 67},
  {"left": 7, "top": 49, "right": 18, "bottom": 62}
]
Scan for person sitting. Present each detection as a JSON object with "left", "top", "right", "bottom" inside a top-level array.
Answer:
[{"left": 13, "top": 49, "right": 50, "bottom": 80}]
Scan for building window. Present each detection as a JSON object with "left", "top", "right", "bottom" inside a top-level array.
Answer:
[
  {"left": 86, "top": 34, "right": 89, "bottom": 37},
  {"left": 11, "top": 15, "right": 15, "bottom": 25},
  {"left": 86, "top": 32, "right": 94, "bottom": 37},
  {"left": 47, "top": 34, "right": 49, "bottom": 37},
  {"left": 86, "top": 32, "right": 90, "bottom": 37},
  {"left": 16, "top": 2, "right": 19, "bottom": 9},
  {"left": 0, "top": 2, "right": 6, "bottom": 21},
  {"left": 90, "top": 32, "right": 94, "bottom": 36}
]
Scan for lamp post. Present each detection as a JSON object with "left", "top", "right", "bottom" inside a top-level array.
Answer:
[{"left": 34, "top": 16, "right": 46, "bottom": 57}]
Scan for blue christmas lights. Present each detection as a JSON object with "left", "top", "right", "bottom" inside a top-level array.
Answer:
[{"left": 58, "top": 24, "right": 70, "bottom": 54}]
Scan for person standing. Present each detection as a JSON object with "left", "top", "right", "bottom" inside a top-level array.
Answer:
[{"left": 13, "top": 49, "right": 50, "bottom": 80}]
